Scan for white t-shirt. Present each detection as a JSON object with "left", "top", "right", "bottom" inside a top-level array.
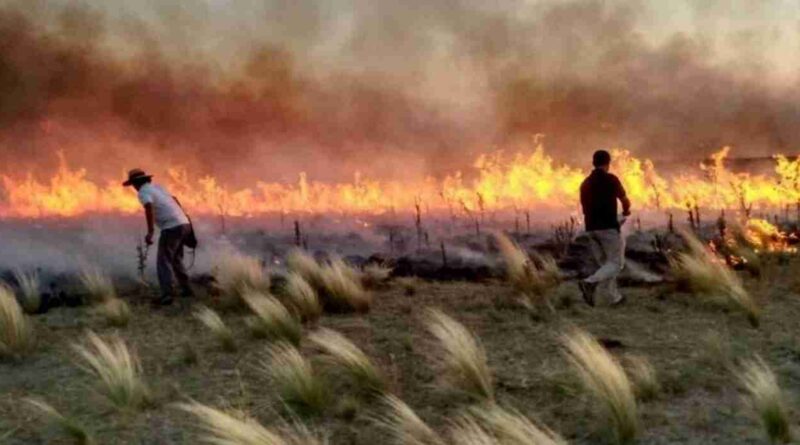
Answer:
[{"left": 137, "top": 183, "right": 190, "bottom": 230}]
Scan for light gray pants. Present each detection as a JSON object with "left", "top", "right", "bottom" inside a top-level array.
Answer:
[{"left": 585, "top": 229, "right": 625, "bottom": 303}]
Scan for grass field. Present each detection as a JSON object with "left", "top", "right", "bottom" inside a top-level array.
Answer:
[{"left": 2, "top": 260, "right": 800, "bottom": 444}]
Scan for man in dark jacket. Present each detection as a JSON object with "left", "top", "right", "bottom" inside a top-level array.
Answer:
[{"left": 578, "top": 150, "right": 631, "bottom": 306}]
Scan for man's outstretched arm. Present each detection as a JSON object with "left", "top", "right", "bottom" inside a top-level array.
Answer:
[
  {"left": 620, "top": 195, "right": 631, "bottom": 216},
  {"left": 144, "top": 203, "right": 155, "bottom": 245}
]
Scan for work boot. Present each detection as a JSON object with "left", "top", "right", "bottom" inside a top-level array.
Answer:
[
  {"left": 578, "top": 280, "right": 597, "bottom": 307},
  {"left": 180, "top": 285, "right": 195, "bottom": 299}
]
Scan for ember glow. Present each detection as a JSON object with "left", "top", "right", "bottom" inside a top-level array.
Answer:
[{"left": 2, "top": 146, "right": 800, "bottom": 220}]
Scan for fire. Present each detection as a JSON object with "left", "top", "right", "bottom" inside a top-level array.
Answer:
[{"left": 2, "top": 145, "right": 800, "bottom": 220}]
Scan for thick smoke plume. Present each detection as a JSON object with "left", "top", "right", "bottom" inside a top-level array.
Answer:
[{"left": 0, "top": 0, "right": 798, "bottom": 185}]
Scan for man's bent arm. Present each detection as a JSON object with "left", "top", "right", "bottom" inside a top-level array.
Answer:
[{"left": 620, "top": 196, "right": 631, "bottom": 216}]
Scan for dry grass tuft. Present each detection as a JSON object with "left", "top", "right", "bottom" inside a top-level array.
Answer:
[
  {"left": 362, "top": 263, "right": 393, "bottom": 289},
  {"left": 263, "top": 342, "right": 328, "bottom": 415},
  {"left": 318, "top": 258, "right": 372, "bottom": 313},
  {"left": 375, "top": 395, "right": 445, "bottom": 445},
  {"left": 283, "top": 272, "right": 322, "bottom": 323},
  {"left": 309, "top": 328, "right": 386, "bottom": 394},
  {"left": 72, "top": 331, "right": 150, "bottom": 410},
  {"left": 473, "top": 404, "right": 566, "bottom": 445},
  {"left": 243, "top": 291, "right": 302, "bottom": 345},
  {"left": 494, "top": 232, "right": 560, "bottom": 303},
  {"left": 94, "top": 298, "right": 132, "bottom": 328},
  {"left": 0, "top": 285, "right": 35, "bottom": 358},
  {"left": 193, "top": 305, "right": 236, "bottom": 352},
  {"left": 625, "top": 355, "right": 660, "bottom": 401},
  {"left": 561, "top": 328, "right": 638, "bottom": 444},
  {"left": 424, "top": 309, "right": 494, "bottom": 401},
  {"left": 24, "top": 397, "right": 94, "bottom": 445},
  {"left": 671, "top": 229, "right": 759, "bottom": 326},
  {"left": 737, "top": 356, "right": 792, "bottom": 444},
  {"left": 13, "top": 269, "right": 41, "bottom": 314},
  {"left": 286, "top": 249, "right": 325, "bottom": 289},
  {"left": 214, "top": 251, "right": 271, "bottom": 305},
  {"left": 177, "top": 401, "right": 325, "bottom": 445},
  {"left": 78, "top": 265, "right": 116, "bottom": 302},
  {"left": 449, "top": 415, "right": 499, "bottom": 445}
]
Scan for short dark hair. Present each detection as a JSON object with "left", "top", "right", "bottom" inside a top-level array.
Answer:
[
  {"left": 592, "top": 150, "right": 611, "bottom": 167},
  {"left": 132, "top": 176, "right": 152, "bottom": 187}
]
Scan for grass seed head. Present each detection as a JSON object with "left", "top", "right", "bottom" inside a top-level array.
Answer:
[
  {"left": 318, "top": 258, "right": 371, "bottom": 313},
  {"left": 375, "top": 395, "right": 445, "bottom": 445},
  {"left": 24, "top": 397, "right": 94, "bottom": 445},
  {"left": 472, "top": 404, "right": 567, "bottom": 445},
  {"left": 0, "top": 285, "right": 35, "bottom": 358},
  {"left": 214, "top": 251, "right": 271, "bottom": 305},
  {"left": 424, "top": 309, "right": 494, "bottom": 401},
  {"left": 243, "top": 291, "right": 302, "bottom": 345},
  {"left": 738, "top": 356, "right": 792, "bottom": 444},
  {"left": 362, "top": 263, "right": 393, "bottom": 289},
  {"left": 561, "top": 327, "right": 638, "bottom": 444},
  {"left": 94, "top": 298, "right": 132, "bottom": 328},
  {"left": 263, "top": 342, "right": 328, "bottom": 415},
  {"left": 308, "top": 328, "right": 386, "bottom": 394},
  {"left": 72, "top": 331, "right": 150, "bottom": 410},
  {"left": 13, "top": 269, "right": 41, "bottom": 314},
  {"left": 193, "top": 305, "right": 236, "bottom": 352},
  {"left": 78, "top": 265, "right": 116, "bottom": 302},
  {"left": 283, "top": 272, "right": 322, "bottom": 323}
]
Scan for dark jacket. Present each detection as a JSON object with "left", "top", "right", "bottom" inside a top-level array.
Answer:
[{"left": 580, "top": 169, "right": 628, "bottom": 231}]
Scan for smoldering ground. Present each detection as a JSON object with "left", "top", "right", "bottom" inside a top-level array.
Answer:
[{"left": 0, "top": 0, "right": 799, "bottom": 187}]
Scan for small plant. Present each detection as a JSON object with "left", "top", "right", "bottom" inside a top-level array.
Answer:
[
  {"left": 625, "top": 355, "right": 660, "bottom": 401},
  {"left": 309, "top": 328, "right": 386, "bottom": 394},
  {"left": 78, "top": 265, "right": 115, "bottom": 302},
  {"left": 263, "top": 343, "right": 328, "bottom": 415},
  {"left": 177, "top": 401, "right": 325, "bottom": 445},
  {"left": 193, "top": 305, "right": 236, "bottom": 352},
  {"left": 94, "top": 298, "right": 132, "bottom": 328},
  {"left": 424, "top": 309, "right": 493, "bottom": 401},
  {"left": 449, "top": 415, "right": 498, "bottom": 445},
  {"left": 362, "top": 263, "right": 393, "bottom": 289},
  {"left": 24, "top": 398, "right": 94, "bottom": 445},
  {"left": 214, "top": 251, "right": 271, "bottom": 305},
  {"left": 561, "top": 328, "right": 638, "bottom": 444},
  {"left": 243, "top": 291, "right": 302, "bottom": 345},
  {"left": 283, "top": 272, "right": 322, "bottom": 323},
  {"left": 396, "top": 277, "right": 419, "bottom": 296},
  {"left": 737, "top": 356, "right": 792, "bottom": 444},
  {"left": 318, "top": 258, "right": 372, "bottom": 313},
  {"left": 494, "top": 232, "right": 560, "bottom": 303},
  {"left": 375, "top": 395, "right": 445, "bottom": 445},
  {"left": 0, "top": 285, "right": 35, "bottom": 358},
  {"left": 473, "top": 404, "right": 566, "bottom": 445},
  {"left": 286, "top": 249, "right": 325, "bottom": 289},
  {"left": 72, "top": 331, "right": 150, "bottom": 410},
  {"left": 13, "top": 269, "right": 41, "bottom": 314},
  {"left": 671, "top": 229, "right": 759, "bottom": 326}
]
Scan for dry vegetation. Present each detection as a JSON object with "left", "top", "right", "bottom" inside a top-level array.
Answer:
[
  {"left": 309, "top": 327, "right": 386, "bottom": 394},
  {"left": 78, "top": 265, "right": 116, "bottom": 302},
  {"left": 24, "top": 398, "right": 94, "bottom": 445},
  {"left": 286, "top": 250, "right": 372, "bottom": 313},
  {"left": 243, "top": 290, "right": 303, "bottom": 345},
  {"left": 213, "top": 251, "right": 271, "bottom": 306},
  {"left": 13, "top": 269, "right": 41, "bottom": 314},
  {"left": 494, "top": 232, "right": 560, "bottom": 304},
  {"left": 193, "top": 305, "right": 236, "bottom": 352},
  {"left": 737, "top": 356, "right": 792, "bottom": 444},
  {"left": 0, "top": 285, "right": 35, "bottom": 358},
  {"left": 262, "top": 342, "right": 329, "bottom": 416}
]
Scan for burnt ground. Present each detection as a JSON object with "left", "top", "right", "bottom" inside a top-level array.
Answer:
[{"left": 3, "top": 261, "right": 800, "bottom": 445}]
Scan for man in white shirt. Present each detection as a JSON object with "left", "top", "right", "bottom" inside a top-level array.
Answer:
[{"left": 123, "top": 168, "right": 193, "bottom": 305}]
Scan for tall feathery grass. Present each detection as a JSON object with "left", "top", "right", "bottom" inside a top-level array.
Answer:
[
  {"left": 625, "top": 355, "right": 660, "bottom": 401},
  {"left": 243, "top": 291, "right": 302, "bottom": 345},
  {"left": 737, "top": 356, "right": 792, "bottom": 444},
  {"left": 494, "top": 232, "right": 560, "bottom": 302},
  {"left": 424, "top": 309, "right": 494, "bottom": 401},
  {"left": 561, "top": 328, "right": 638, "bottom": 444},
  {"left": 78, "top": 265, "right": 115, "bottom": 302},
  {"left": 0, "top": 285, "right": 35, "bottom": 358},
  {"left": 177, "top": 401, "right": 325, "bottom": 445},
  {"left": 13, "top": 269, "right": 41, "bottom": 314},
  {"left": 24, "top": 398, "right": 94, "bottom": 445},
  {"left": 262, "top": 343, "right": 328, "bottom": 415},
  {"left": 194, "top": 305, "right": 236, "bottom": 352},
  {"left": 214, "top": 251, "right": 271, "bottom": 305},
  {"left": 376, "top": 395, "right": 445, "bottom": 445},
  {"left": 72, "top": 331, "right": 150, "bottom": 409},
  {"left": 671, "top": 229, "right": 759, "bottom": 326},
  {"left": 286, "top": 249, "right": 325, "bottom": 289},
  {"left": 449, "top": 415, "right": 499, "bottom": 445},
  {"left": 309, "top": 328, "right": 386, "bottom": 394},
  {"left": 94, "top": 298, "right": 132, "bottom": 327},
  {"left": 473, "top": 405, "right": 567, "bottom": 445},
  {"left": 318, "top": 258, "right": 372, "bottom": 313},
  {"left": 283, "top": 272, "right": 322, "bottom": 323}
]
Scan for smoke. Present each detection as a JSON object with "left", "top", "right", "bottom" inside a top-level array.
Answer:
[{"left": 0, "top": 0, "right": 799, "bottom": 185}]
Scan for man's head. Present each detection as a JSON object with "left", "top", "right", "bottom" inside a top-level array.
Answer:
[
  {"left": 592, "top": 150, "right": 611, "bottom": 171},
  {"left": 122, "top": 168, "right": 153, "bottom": 191}
]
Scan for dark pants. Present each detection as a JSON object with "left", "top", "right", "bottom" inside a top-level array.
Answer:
[{"left": 158, "top": 224, "right": 191, "bottom": 297}]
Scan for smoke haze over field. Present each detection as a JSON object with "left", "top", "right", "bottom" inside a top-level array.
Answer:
[{"left": 1, "top": 0, "right": 800, "bottom": 184}]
